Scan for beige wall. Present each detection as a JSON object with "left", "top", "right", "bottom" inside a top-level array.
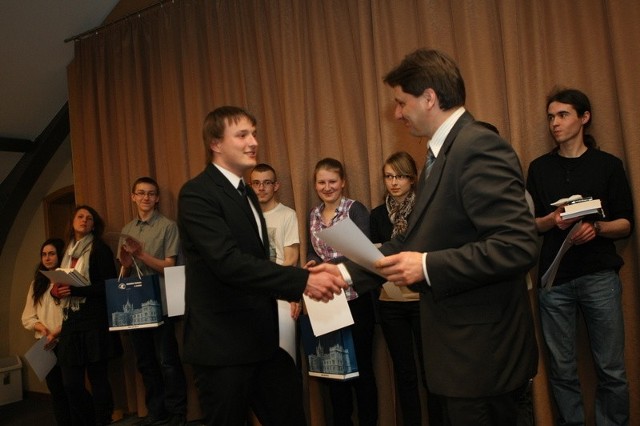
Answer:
[{"left": 2, "top": 137, "right": 73, "bottom": 393}]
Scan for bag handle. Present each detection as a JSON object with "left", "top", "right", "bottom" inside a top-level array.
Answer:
[{"left": 118, "top": 258, "right": 144, "bottom": 281}]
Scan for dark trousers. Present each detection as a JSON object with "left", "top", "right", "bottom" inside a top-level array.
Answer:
[
  {"left": 45, "top": 363, "right": 72, "bottom": 425},
  {"left": 328, "top": 294, "right": 378, "bottom": 426},
  {"left": 130, "top": 317, "right": 187, "bottom": 418},
  {"left": 60, "top": 360, "right": 113, "bottom": 426},
  {"left": 192, "top": 347, "right": 305, "bottom": 426},
  {"left": 379, "top": 300, "right": 443, "bottom": 426},
  {"left": 436, "top": 382, "right": 529, "bottom": 426}
]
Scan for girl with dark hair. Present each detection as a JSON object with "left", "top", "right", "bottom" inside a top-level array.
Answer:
[
  {"left": 52, "top": 205, "right": 119, "bottom": 426},
  {"left": 22, "top": 237, "right": 71, "bottom": 425}
]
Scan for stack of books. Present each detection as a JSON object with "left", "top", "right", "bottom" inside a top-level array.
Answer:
[{"left": 560, "top": 197, "right": 604, "bottom": 220}]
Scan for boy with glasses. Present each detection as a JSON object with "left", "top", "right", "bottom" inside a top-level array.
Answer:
[
  {"left": 250, "top": 163, "right": 302, "bottom": 360},
  {"left": 119, "top": 176, "right": 188, "bottom": 426}
]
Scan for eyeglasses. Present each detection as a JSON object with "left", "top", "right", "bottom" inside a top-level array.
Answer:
[
  {"left": 134, "top": 191, "right": 158, "bottom": 198},
  {"left": 250, "top": 180, "right": 275, "bottom": 188},
  {"left": 383, "top": 174, "right": 409, "bottom": 182}
]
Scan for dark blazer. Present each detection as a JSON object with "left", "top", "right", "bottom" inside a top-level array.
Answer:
[
  {"left": 349, "top": 112, "right": 538, "bottom": 398},
  {"left": 178, "top": 164, "right": 308, "bottom": 366}
]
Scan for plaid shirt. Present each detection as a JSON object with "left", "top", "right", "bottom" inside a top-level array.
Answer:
[{"left": 309, "top": 197, "right": 358, "bottom": 300}]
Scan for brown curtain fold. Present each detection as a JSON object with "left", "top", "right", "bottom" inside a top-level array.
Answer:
[{"left": 68, "top": 0, "right": 640, "bottom": 423}]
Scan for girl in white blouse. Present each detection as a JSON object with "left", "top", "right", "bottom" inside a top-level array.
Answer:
[{"left": 22, "top": 237, "right": 70, "bottom": 425}]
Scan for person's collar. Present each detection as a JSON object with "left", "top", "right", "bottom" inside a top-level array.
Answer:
[
  {"left": 213, "top": 162, "right": 243, "bottom": 189},
  {"left": 428, "top": 106, "right": 465, "bottom": 157},
  {"left": 261, "top": 199, "right": 279, "bottom": 213},
  {"left": 137, "top": 209, "right": 159, "bottom": 225}
]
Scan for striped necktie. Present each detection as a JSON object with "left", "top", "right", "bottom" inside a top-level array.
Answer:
[{"left": 423, "top": 148, "right": 436, "bottom": 182}]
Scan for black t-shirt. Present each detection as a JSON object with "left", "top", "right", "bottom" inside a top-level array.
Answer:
[{"left": 527, "top": 147, "right": 634, "bottom": 285}]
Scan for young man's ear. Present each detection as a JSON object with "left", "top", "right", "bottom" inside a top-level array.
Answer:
[
  {"left": 273, "top": 181, "right": 281, "bottom": 193},
  {"left": 210, "top": 139, "right": 222, "bottom": 154},
  {"left": 581, "top": 111, "right": 591, "bottom": 125}
]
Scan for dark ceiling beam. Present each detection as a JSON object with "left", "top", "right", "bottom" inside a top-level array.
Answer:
[
  {"left": 0, "top": 137, "right": 34, "bottom": 153},
  {"left": 0, "top": 103, "right": 70, "bottom": 257}
]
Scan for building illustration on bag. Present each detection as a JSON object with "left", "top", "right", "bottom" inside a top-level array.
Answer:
[
  {"left": 299, "top": 315, "right": 359, "bottom": 380},
  {"left": 308, "top": 340, "right": 355, "bottom": 375},
  {"left": 106, "top": 277, "right": 164, "bottom": 330},
  {"left": 111, "top": 298, "right": 163, "bottom": 327}
]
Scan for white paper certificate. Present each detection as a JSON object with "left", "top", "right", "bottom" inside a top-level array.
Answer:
[
  {"left": 540, "top": 221, "right": 582, "bottom": 289},
  {"left": 24, "top": 336, "right": 57, "bottom": 382},
  {"left": 315, "top": 218, "right": 384, "bottom": 275},
  {"left": 303, "top": 292, "right": 353, "bottom": 336}
]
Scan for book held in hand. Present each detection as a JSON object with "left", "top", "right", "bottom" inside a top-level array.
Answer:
[
  {"left": 40, "top": 268, "right": 90, "bottom": 287},
  {"left": 559, "top": 197, "right": 604, "bottom": 220}
]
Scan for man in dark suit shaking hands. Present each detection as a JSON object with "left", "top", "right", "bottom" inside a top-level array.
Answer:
[
  {"left": 178, "top": 106, "right": 346, "bottom": 426},
  {"left": 312, "top": 49, "right": 539, "bottom": 425}
]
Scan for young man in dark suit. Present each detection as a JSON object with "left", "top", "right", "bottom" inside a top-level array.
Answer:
[
  {"left": 177, "top": 106, "right": 346, "bottom": 426},
  {"left": 311, "top": 49, "right": 539, "bottom": 425}
]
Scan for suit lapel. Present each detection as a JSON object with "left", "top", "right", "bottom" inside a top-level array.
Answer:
[
  {"left": 206, "top": 165, "right": 266, "bottom": 250},
  {"left": 405, "top": 112, "right": 475, "bottom": 236}
]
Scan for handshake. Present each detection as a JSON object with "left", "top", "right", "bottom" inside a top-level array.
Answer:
[
  {"left": 303, "top": 263, "right": 347, "bottom": 302},
  {"left": 303, "top": 251, "right": 425, "bottom": 302}
]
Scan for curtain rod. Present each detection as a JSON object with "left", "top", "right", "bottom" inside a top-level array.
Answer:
[{"left": 64, "top": 0, "right": 174, "bottom": 43}]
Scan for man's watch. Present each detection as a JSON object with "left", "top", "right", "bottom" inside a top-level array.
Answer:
[{"left": 593, "top": 221, "right": 601, "bottom": 235}]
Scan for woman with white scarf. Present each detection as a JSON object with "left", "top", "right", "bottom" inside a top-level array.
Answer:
[
  {"left": 370, "top": 151, "right": 442, "bottom": 426},
  {"left": 51, "top": 205, "right": 119, "bottom": 426}
]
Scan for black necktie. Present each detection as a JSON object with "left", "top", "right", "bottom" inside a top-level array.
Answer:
[
  {"left": 237, "top": 180, "right": 252, "bottom": 210},
  {"left": 237, "top": 179, "right": 247, "bottom": 197}
]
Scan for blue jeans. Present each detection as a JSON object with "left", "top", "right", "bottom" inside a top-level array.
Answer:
[
  {"left": 130, "top": 317, "right": 188, "bottom": 418},
  {"left": 538, "top": 270, "right": 629, "bottom": 426}
]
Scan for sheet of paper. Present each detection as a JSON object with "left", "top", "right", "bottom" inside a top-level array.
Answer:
[
  {"left": 277, "top": 300, "right": 297, "bottom": 363},
  {"left": 162, "top": 265, "right": 186, "bottom": 317},
  {"left": 541, "top": 221, "right": 582, "bottom": 289},
  {"left": 303, "top": 291, "right": 353, "bottom": 336},
  {"left": 24, "top": 336, "right": 57, "bottom": 382},
  {"left": 315, "top": 217, "right": 384, "bottom": 275}
]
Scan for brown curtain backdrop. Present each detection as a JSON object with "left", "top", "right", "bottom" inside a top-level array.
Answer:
[{"left": 67, "top": 0, "right": 640, "bottom": 423}]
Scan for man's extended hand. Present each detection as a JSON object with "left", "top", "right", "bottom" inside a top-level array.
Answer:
[
  {"left": 375, "top": 251, "right": 424, "bottom": 286},
  {"left": 304, "top": 265, "right": 347, "bottom": 302}
]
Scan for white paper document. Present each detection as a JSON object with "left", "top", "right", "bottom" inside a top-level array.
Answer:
[
  {"left": 24, "top": 336, "right": 57, "bottom": 382},
  {"left": 303, "top": 291, "right": 354, "bottom": 337},
  {"left": 541, "top": 221, "right": 582, "bottom": 289},
  {"left": 162, "top": 265, "right": 186, "bottom": 317},
  {"left": 315, "top": 218, "right": 384, "bottom": 275},
  {"left": 277, "top": 300, "right": 297, "bottom": 362}
]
